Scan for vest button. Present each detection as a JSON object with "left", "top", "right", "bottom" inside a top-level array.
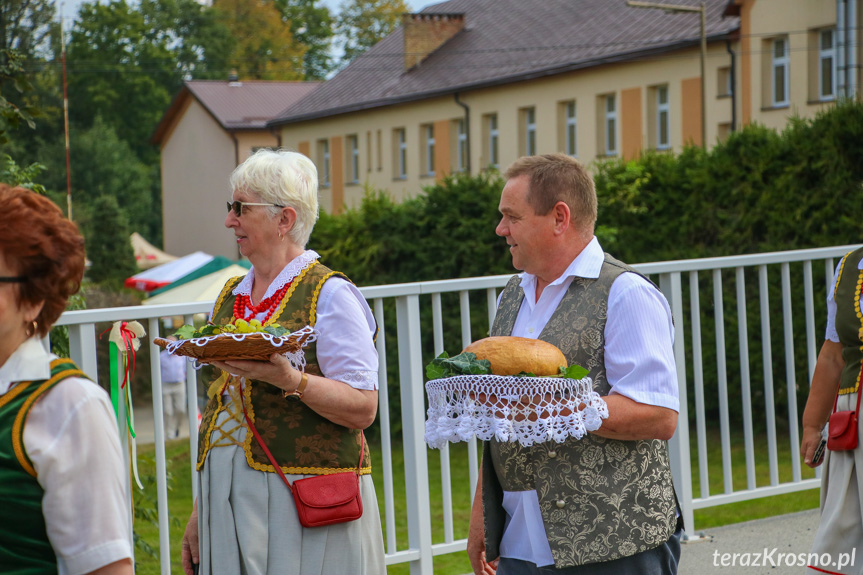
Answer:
[
  {"left": 548, "top": 450, "right": 557, "bottom": 459},
  {"left": 556, "top": 499, "right": 566, "bottom": 509}
]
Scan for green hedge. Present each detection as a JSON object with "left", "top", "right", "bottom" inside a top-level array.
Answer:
[{"left": 310, "top": 100, "right": 863, "bottom": 433}]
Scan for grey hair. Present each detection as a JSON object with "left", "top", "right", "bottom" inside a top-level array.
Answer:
[{"left": 229, "top": 149, "right": 319, "bottom": 247}]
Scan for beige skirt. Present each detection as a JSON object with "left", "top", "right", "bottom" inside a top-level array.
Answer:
[
  {"left": 197, "top": 405, "right": 386, "bottom": 575},
  {"left": 809, "top": 391, "right": 863, "bottom": 575}
]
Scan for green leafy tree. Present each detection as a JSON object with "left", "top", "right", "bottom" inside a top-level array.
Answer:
[
  {"left": 335, "top": 0, "right": 407, "bottom": 65},
  {"left": 212, "top": 0, "right": 305, "bottom": 80},
  {"left": 67, "top": 0, "right": 233, "bottom": 162},
  {"left": 275, "top": 0, "right": 334, "bottom": 80},
  {"left": 83, "top": 194, "right": 137, "bottom": 286}
]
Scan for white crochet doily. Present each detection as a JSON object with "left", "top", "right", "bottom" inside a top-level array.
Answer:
[
  {"left": 424, "top": 375, "right": 608, "bottom": 448},
  {"left": 167, "top": 325, "right": 317, "bottom": 372}
]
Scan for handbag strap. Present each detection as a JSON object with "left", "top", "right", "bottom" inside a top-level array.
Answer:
[
  {"left": 832, "top": 363, "right": 863, "bottom": 416},
  {"left": 239, "top": 382, "right": 366, "bottom": 492}
]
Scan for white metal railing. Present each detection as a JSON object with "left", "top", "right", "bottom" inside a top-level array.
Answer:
[{"left": 53, "top": 244, "right": 862, "bottom": 574}]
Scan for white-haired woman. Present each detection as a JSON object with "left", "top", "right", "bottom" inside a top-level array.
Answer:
[{"left": 181, "top": 150, "right": 385, "bottom": 575}]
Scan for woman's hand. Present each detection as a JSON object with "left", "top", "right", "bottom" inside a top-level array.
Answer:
[
  {"left": 208, "top": 355, "right": 378, "bottom": 429},
  {"left": 181, "top": 500, "right": 199, "bottom": 575},
  {"left": 801, "top": 426, "right": 826, "bottom": 468}
]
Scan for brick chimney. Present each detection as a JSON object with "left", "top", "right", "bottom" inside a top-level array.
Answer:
[{"left": 402, "top": 13, "right": 465, "bottom": 71}]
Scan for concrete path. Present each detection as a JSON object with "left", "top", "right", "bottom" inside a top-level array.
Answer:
[{"left": 133, "top": 403, "right": 826, "bottom": 574}]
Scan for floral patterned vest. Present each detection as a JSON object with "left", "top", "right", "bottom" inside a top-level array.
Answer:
[
  {"left": 835, "top": 247, "right": 863, "bottom": 395},
  {"left": 0, "top": 358, "right": 88, "bottom": 574},
  {"left": 481, "top": 254, "right": 679, "bottom": 567},
  {"left": 196, "top": 259, "right": 372, "bottom": 475}
]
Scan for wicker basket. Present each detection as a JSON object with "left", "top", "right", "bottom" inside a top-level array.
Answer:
[{"left": 154, "top": 329, "right": 314, "bottom": 362}]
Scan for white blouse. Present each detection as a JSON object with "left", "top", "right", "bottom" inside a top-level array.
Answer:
[
  {"left": 0, "top": 337, "right": 132, "bottom": 575},
  {"left": 228, "top": 250, "right": 379, "bottom": 390}
]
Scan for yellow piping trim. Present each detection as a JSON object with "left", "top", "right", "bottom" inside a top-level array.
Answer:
[
  {"left": 310, "top": 270, "right": 347, "bottom": 326},
  {"left": 0, "top": 381, "right": 30, "bottom": 409},
  {"left": 266, "top": 260, "right": 319, "bottom": 326},
  {"left": 835, "top": 251, "right": 852, "bottom": 300},
  {"left": 838, "top": 267, "right": 863, "bottom": 395},
  {"left": 12, "top": 367, "right": 86, "bottom": 477},
  {"left": 196, "top": 384, "right": 227, "bottom": 470},
  {"left": 212, "top": 275, "right": 245, "bottom": 319}
]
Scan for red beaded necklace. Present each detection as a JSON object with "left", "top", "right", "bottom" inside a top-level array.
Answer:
[{"left": 233, "top": 281, "right": 292, "bottom": 323}]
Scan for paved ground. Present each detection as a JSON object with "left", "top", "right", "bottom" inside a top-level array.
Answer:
[{"left": 134, "top": 403, "right": 824, "bottom": 574}]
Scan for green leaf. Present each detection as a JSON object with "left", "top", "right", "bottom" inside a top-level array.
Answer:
[
  {"left": 426, "top": 351, "right": 491, "bottom": 379},
  {"left": 173, "top": 325, "right": 196, "bottom": 340},
  {"left": 560, "top": 364, "right": 589, "bottom": 380},
  {"left": 263, "top": 325, "right": 289, "bottom": 337}
]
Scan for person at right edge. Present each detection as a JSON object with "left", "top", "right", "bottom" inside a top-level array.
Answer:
[
  {"left": 467, "top": 154, "right": 683, "bottom": 575},
  {"left": 801, "top": 246, "right": 863, "bottom": 575}
]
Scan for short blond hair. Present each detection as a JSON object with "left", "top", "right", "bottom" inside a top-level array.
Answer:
[
  {"left": 505, "top": 154, "right": 597, "bottom": 237},
  {"left": 229, "top": 149, "right": 319, "bottom": 247}
]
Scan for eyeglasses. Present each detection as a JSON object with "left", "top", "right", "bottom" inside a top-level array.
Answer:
[
  {"left": 226, "top": 201, "right": 284, "bottom": 217},
  {"left": 0, "top": 276, "right": 26, "bottom": 283}
]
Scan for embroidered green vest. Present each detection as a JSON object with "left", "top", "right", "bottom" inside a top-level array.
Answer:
[
  {"left": 197, "top": 259, "right": 372, "bottom": 475},
  {"left": 482, "top": 254, "right": 679, "bottom": 568},
  {"left": 0, "top": 358, "right": 88, "bottom": 574},
  {"left": 835, "top": 247, "right": 863, "bottom": 395}
]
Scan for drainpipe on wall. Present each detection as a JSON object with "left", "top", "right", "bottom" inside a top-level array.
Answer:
[
  {"left": 454, "top": 92, "right": 471, "bottom": 174},
  {"left": 848, "top": 0, "right": 858, "bottom": 98},
  {"left": 837, "top": 0, "right": 847, "bottom": 97},
  {"left": 230, "top": 131, "right": 241, "bottom": 259},
  {"left": 726, "top": 40, "right": 737, "bottom": 132}
]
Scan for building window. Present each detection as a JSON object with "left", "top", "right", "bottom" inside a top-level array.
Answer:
[
  {"left": 520, "top": 107, "right": 536, "bottom": 156},
  {"left": 483, "top": 114, "right": 499, "bottom": 169},
  {"left": 564, "top": 101, "right": 577, "bottom": 157},
  {"left": 771, "top": 37, "right": 790, "bottom": 106},
  {"left": 421, "top": 124, "right": 435, "bottom": 177},
  {"left": 717, "top": 67, "right": 732, "bottom": 97},
  {"left": 656, "top": 85, "right": 670, "bottom": 150},
  {"left": 393, "top": 128, "right": 407, "bottom": 179},
  {"left": 317, "top": 139, "right": 330, "bottom": 187},
  {"left": 346, "top": 135, "right": 359, "bottom": 184},
  {"left": 366, "top": 131, "right": 372, "bottom": 173},
  {"left": 456, "top": 119, "right": 468, "bottom": 172},
  {"left": 603, "top": 94, "right": 617, "bottom": 156},
  {"left": 376, "top": 130, "right": 382, "bottom": 171},
  {"left": 819, "top": 28, "right": 836, "bottom": 100}
]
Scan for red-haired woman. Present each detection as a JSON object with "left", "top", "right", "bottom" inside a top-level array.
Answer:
[{"left": 0, "top": 184, "right": 133, "bottom": 575}]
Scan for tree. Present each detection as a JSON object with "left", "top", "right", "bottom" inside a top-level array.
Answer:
[
  {"left": 335, "top": 0, "right": 407, "bottom": 65},
  {"left": 83, "top": 193, "right": 137, "bottom": 286},
  {"left": 274, "top": 0, "right": 334, "bottom": 80},
  {"left": 67, "top": 0, "right": 233, "bottom": 162},
  {"left": 212, "top": 0, "right": 305, "bottom": 80}
]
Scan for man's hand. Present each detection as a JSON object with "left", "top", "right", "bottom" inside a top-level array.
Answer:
[
  {"left": 181, "top": 500, "right": 199, "bottom": 575},
  {"left": 467, "top": 474, "right": 496, "bottom": 574}
]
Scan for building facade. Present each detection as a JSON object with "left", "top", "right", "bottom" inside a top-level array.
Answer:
[{"left": 269, "top": 0, "right": 860, "bottom": 214}]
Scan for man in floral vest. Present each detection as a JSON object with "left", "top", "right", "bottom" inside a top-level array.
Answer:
[{"left": 467, "top": 154, "right": 683, "bottom": 575}]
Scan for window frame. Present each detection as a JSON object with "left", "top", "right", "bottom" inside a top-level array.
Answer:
[
  {"left": 318, "top": 139, "right": 330, "bottom": 187},
  {"left": 423, "top": 124, "right": 435, "bottom": 177},
  {"left": 524, "top": 107, "right": 536, "bottom": 156},
  {"left": 604, "top": 94, "right": 617, "bottom": 156},
  {"left": 347, "top": 134, "right": 359, "bottom": 184},
  {"left": 771, "top": 37, "right": 790, "bottom": 107},
  {"left": 565, "top": 101, "right": 577, "bottom": 157},
  {"left": 819, "top": 28, "right": 837, "bottom": 101},
  {"left": 456, "top": 119, "right": 468, "bottom": 172},
  {"left": 488, "top": 114, "right": 499, "bottom": 169},
  {"left": 656, "top": 85, "right": 670, "bottom": 150},
  {"left": 395, "top": 128, "right": 407, "bottom": 180}
]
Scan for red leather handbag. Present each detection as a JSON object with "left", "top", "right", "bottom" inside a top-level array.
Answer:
[
  {"left": 241, "top": 393, "right": 365, "bottom": 528},
  {"left": 827, "top": 370, "right": 863, "bottom": 452}
]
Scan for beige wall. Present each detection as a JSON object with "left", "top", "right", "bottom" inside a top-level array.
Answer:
[
  {"left": 744, "top": 0, "right": 850, "bottom": 131},
  {"left": 278, "top": 0, "right": 857, "bottom": 212},
  {"left": 160, "top": 100, "right": 279, "bottom": 259}
]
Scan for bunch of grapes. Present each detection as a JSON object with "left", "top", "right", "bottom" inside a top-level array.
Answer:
[{"left": 174, "top": 319, "right": 288, "bottom": 340}]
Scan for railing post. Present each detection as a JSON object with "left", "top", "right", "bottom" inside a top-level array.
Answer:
[
  {"left": 396, "top": 294, "right": 433, "bottom": 574},
  {"left": 67, "top": 322, "right": 99, "bottom": 381},
  {"left": 660, "top": 272, "right": 695, "bottom": 534}
]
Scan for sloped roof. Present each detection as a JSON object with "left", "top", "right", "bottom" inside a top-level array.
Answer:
[
  {"left": 270, "top": 0, "right": 739, "bottom": 125},
  {"left": 152, "top": 80, "right": 321, "bottom": 144}
]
